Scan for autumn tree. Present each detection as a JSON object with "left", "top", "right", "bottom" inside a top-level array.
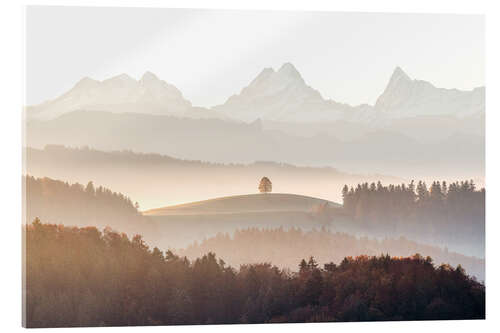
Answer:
[
  {"left": 258, "top": 177, "right": 272, "bottom": 193},
  {"left": 24, "top": 220, "right": 485, "bottom": 327}
]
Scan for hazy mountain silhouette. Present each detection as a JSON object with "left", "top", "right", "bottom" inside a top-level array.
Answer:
[
  {"left": 25, "top": 71, "right": 224, "bottom": 120},
  {"left": 214, "top": 64, "right": 483, "bottom": 122},
  {"left": 26, "top": 64, "right": 484, "bottom": 124},
  {"left": 262, "top": 112, "right": 484, "bottom": 143},
  {"left": 375, "top": 67, "right": 485, "bottom": 118},
  {"left": 25, "top": 110, "right": 484, "bottom": 180},
  {"left": 24, "top": 64, "right": 484, "bottom": 181},
  {"left": 212, "top": 63, "right": 365, "bottom": 122}
]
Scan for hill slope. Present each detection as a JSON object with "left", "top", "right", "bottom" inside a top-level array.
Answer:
[
  {"left": 144, "top": 193, "right": 340, "bottom": 216},
  {"left": 26, "top": 146, "right": 399, "bottom": 210}
]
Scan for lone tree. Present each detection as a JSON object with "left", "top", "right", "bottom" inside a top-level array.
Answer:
[{"left": 258, "top": 177, "right": 272, "bottom": 193}]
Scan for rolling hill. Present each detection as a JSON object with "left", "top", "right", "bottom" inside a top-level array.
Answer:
[
  {"left": 143, "top": 193, "right": 342, "bottom": 249},
  {"left": 144, "top": 193, "right": 340, "bottom": 216},
  {"left": 25, "top": 145, "right": 400, "bottom": 210}
]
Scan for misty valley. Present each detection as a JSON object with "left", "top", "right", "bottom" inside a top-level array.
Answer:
[
  {"left": 23, "top": 52, "right": 485, "bottom": 326},
  {"left": 24, "top": 170, "right": 486, "bottom": 326}
]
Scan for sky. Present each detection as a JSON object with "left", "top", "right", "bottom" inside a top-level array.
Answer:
[{"left": 25, "top": 6, "right": 484, "bottom": 108}]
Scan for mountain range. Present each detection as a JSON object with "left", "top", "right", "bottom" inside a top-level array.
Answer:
[
  {"left": 26, "top": 71, "right": 223, "bottom": 121},
  {"left": 374, "top": 67, "right": 484, "bottom": 119},
  {"left": 25, "top": 110, "right": 484, "bottom": 181},
  {"left": 26, "top": 63, "right": 484, "bottom": 124},
  {"left": 25, "top": 63, "right": 485, "bottom": 181}
]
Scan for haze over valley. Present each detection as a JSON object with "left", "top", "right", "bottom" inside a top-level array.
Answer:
[
  {"left": 23, "top": 8, "right": 486, "bottom": 326},
  {"left": 24, "top": 63, "right": 485, "bottom": 260},
  {"left": 25, "top": 64, "right": 484, "bottom": 181},
  {"left": 25, "top": 146, "right": 400, "bottom": 209},
  {"left": 25, "top": 175, "right": 485, "bottom": 281}
]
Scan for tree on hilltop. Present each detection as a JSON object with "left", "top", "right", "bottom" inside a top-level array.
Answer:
[{"left": 258, "top": 177, "right": 272, "bottom": 193}]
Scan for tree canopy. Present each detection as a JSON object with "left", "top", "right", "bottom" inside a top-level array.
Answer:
[
  {"left": 340, "top": 180, "right": 484, "bottom": 254},
  {"left": 24, "top": 220, "right": 485, "bottom": 327},
  {"left": 258, "top": 177, "right": 272, "bottom": 193}
]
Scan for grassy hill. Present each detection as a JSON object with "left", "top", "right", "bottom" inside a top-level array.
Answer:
[
  {"left": 142, "top": 193, "right": 341, "bottom": 249},
  {"left": 25, "top": 145, "right": 401, "bottom": 211},
  {"left": 143, "top": 193, "right": 341, "bottom": 216}
]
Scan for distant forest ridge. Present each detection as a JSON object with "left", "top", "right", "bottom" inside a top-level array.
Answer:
[
  {"left": 25, "top": 110, "right": 484, "bottom": 179},
  {"left": 177, "top": 227, "right": 484, "bottom": 282},
  {"left": 27, "top": 144, "right": 358, "bottom": 173}
]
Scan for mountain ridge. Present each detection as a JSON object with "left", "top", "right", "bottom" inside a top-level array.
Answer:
[
  {"left": 374, "top": 67, "right": 485, "bottom": 118},
  {"left": 26, "top": 71, "right": 221, "bottom": 121},
  {"left": 26, "top": 64, "right": 484, "bottom": 123}
]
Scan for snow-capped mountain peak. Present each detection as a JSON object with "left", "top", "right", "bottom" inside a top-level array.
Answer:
[
  {"left": 248, "top": 68, "right": 275, "bottom": 88},
  {"left": 277, "top": 62, "right": 304, "bottom": 81},
  {"left": 73, "top": 77, "right": 100, "bottom": 90},
  {"left": 214, "top": 63, "right": 332, "bottom": 122},
  {"left": 390, "top": 66, "right": 411, "bottom": 82},
  {"left": 384, "top": 66, "right": 412, "bottom": 92},
  {"left": 105, "top": 73, "right": 135, "bottom": 82},
  {"left": 26, "top": 65, "right": 485, "bottom": 124},
  {"left": 26, "top": 72, "right": 193, "bottom": 120},
  {"left": 141, "top": 71, "right": 160, "bottom": 83},
  {"left": 375, "top": 67, "right": 484, "bottom": 118}
]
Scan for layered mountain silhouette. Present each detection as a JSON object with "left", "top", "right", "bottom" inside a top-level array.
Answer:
[
  {"left": 26, "top": 111, "right": 484, "bottom": 181},
  {"left": 24, "top": 64, "right": 485, "bottom": 180},
  {"left": 26, "top": 64, "right": 484, "bottom": 123}
]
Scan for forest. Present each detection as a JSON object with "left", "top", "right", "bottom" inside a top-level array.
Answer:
[
  {"left": 24, "top": 220, "right": 485, "bottom": 327},
  {"left": 23, "top": 175, "right": 158, "bottom": 239},
  {"left": 339, "top": 180, "right": 485, "bottom": 255},
  {"left": 177, "top": 227, "right": 484, "bottom": 281},
  {"left": 24, "top": 175, "right": 485, "bottom": 279},
  {"left": 24, "top": 175, "right": 140, "bottom": 224}
]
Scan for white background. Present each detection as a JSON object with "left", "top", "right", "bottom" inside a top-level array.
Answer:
[{"left": 1, "top": 0, "right": 499, "bottom": 332}]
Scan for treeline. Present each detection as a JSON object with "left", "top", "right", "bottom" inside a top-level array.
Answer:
[
  {"left": 30, "top": 145, "right": 340, "bottom": 171},
  {"left": 177, "top": 227, "right": 484, "bottom": 282},
  {"left": 23, "top": 176, "right": 156, "bottom": 238},
  {"left": 341, "top": 180, "right": 485, "bottom": 250},
  {"left": 25, "top": 220, "right": 485, "bottom": 327},
  {"left": 26, "top": 145, "right": 399, "bottom": 210}
]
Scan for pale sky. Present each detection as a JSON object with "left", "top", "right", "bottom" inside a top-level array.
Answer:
[{"left": 25, "top": 6, "right": 484, "bottom": 107}]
